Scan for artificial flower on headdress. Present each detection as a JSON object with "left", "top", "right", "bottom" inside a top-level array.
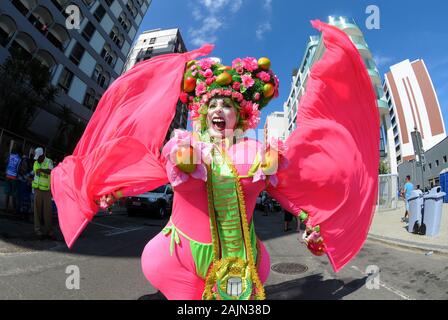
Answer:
[
  {"left": 180, "top": 56, "right": 279, "bottom": 132},
  {"left": 162, "top": 130, "right": 213, "bottom": 187}
]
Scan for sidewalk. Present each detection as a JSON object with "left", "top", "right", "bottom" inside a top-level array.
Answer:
[{"left": 369, "top": 200, "right": 448, "bottom": 254}]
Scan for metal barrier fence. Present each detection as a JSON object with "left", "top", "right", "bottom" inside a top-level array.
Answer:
[{"left": 377, "top": 174, "right": 399, "bottom": 211}]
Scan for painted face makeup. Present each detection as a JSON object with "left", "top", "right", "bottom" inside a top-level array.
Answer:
[{"left": 206, "top": 97, "right": 238, "bottom": 138}]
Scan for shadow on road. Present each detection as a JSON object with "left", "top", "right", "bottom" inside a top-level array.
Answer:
[
  {"left": 136, "top": 274, "right": 367, "bottom": 300},
  {"left": 265, "top": 274, "right": 367, "bottom": 300}
]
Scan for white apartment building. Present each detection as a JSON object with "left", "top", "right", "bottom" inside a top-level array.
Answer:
[
  {"left": 123, "top": 28, "right": 189, "bottom": 141},
  {"left": 264, "top": 111, "right": 287, "bottom": 144},
  {"left": 384, "top": 59, "right": 446, "bottom": 164},
  {"left": 123, "top": 28, "right": 186, "bottom": 72}
]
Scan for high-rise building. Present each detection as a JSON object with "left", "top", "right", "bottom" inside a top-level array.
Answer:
[
  {"left": 0, "top": 0, "right": 151, "bottom": 150},
  {"left": 123, "top": 28, "right": 188, "bottom": 142},
  {"left": 283, "top": 16, "right": 391, "bottom": 168},
  {"left": 264, "top": 111, "right": 287, "bottom": 144},
  {"left": 384, "top": 59, "right": 446, "bottom": 164},
  {"left": 123, "top": 28, "right": 186, "bottom": 72}
]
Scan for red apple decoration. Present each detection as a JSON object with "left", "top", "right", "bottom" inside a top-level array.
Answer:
[{"left": 183, "top": 77, "right": 196, "bottom": 93}]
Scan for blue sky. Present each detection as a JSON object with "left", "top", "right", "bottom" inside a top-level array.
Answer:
[{"left": 137, "top": 0, "right": 448, "bottom": 131}]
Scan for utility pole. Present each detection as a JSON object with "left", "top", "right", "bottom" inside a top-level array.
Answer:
[{"left": 411, "top": 128, "right": 425, "bottom": 191}]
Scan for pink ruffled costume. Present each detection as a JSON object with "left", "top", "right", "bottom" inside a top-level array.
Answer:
[{"left": 51, "top": 21, "right": 379, "bottom": 300}]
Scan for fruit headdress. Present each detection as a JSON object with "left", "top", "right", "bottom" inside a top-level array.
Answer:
[{"left": 180, "top": 57, "right": 279, "bottom": 132}]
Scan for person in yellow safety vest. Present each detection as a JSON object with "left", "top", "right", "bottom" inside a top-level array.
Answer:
[{"left": 32, "top": 147, "right": 55, "bottom": 240}]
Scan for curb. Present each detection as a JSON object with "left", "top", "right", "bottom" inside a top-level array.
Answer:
[{"left": 367, "top": 233, "right": 448, "bottom": 256}]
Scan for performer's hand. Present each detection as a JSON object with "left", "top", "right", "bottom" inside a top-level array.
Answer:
[{"left": 95, "top": 194, "right": 116, "bottom": 209}]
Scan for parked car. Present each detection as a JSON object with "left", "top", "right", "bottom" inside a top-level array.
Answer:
[{"left": 125, "top": 185, "right": 173, "bottom": 219}]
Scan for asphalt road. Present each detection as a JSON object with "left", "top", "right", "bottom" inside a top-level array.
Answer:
[{"left": 0, "top": 209, "right": 447, "bottom": 300}]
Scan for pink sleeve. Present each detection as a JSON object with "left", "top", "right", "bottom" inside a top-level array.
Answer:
[
  {"left": 268, "top": 21, "right": 379, "bottom": 272},
  {"left": 51, "top": 45, "right": 214, "bottom": 248}
]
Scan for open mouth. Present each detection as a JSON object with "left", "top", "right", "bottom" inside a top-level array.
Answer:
[{"left": 212, "top": 117, "right": 226, "bottom": 131}]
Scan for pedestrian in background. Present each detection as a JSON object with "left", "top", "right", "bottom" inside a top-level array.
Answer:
[
  {"left": 401, "top": 175, "right": 414, "bottom": 223},
  {"left": 284, "top": 209, "right": 294, "bottom": 232},
  {"left": 32, "top": 147, "right": 54, "bottom": 240},
  {"left": 4, "top": 145, "right": 22, "bottom": 213}
]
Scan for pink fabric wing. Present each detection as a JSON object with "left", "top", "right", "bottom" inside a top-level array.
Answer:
[
  {"left": 51, "top": 45, "right": 214, "bottom": 248},
  {"left": 268, "top": 21, "right": 379, "bottom": 272}
]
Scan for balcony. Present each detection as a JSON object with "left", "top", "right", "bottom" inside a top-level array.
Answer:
[{"left": 377, "top": 99, "right": 389, "bottom": 116}]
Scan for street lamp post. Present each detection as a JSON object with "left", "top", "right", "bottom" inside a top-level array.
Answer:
[{"left": 411, "top": 128, "right": 425, "bottom": 191}]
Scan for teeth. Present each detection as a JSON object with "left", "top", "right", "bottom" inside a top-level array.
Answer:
[{"left": 213, "top": 119, "right": 225, "bottom": 123}]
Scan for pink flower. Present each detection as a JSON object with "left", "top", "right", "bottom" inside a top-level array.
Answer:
[
  {"left": 256, "top": 71, "right": 271, "bottom": 82},
  {"left": 200, "top": 68, "right": 214, "bottom": 78},
  {"left": 254, "top": 92, "right": 260, "bottom": 101},
  {"left": 180, "top": 92, "right": 189, "bottom": 104},
  {"left": 242, "top": 57, "right": 258, "bottom": 72},
  {"left": 190, "top": 65, "right": 197, "bottom": 71},
  {"left": 191, "top": 70, "right": 198, "bottom": 77},
  {"left": 195, "top": 82, "right": 207, "bottom": 96},
  {"left": 236, "top": 66, "right": 244, "bottom": 75},
  {"left": 232, "top": 82, "right": 241, "bottom": 91},
  {"left": 240, "top": 102, "right": 260, "bottom": 130},
  {"left": 206, "top": 76, "right": 216, "bottom": 85},
  {"left": 241, "top": 74, "right": 254, "bottom": 88},
  {"left": 198, "top": 58, "right": 214, "bottom": 70},
  {"left": 232, "top": 92, "right": 243, "bottom": 102},
  {"left": 232, "top": 58, "right": 242, "bottom": 69}
]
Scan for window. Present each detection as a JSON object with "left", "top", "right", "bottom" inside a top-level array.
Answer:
[
  {"left": 118, "top": 13, "right": 130, "bottom": 31},
  {"left": 82, "top": 22, "right": 95, "bottom": 41},
  {"left": 109, "top": 28, "right": 123, "bottom": 48},
  {"left": 69, "top": 42, "right": 85, "bottom": 65},
  {"left": 101, "top": 46, "right": 115, "bottom": 65},
  {"left": 12, "top": 0, "right": 30, "bottom": 16},
  {"left": 429, "top": 163, "right": 432, "bottom": 170},
  {"left": 444, "top": 156, "right": 447, "bottom": 163},
  {"left": 83, "top": 88, "right": 96, "bottom": 109},
  {"left": 149, "top": 37, "right": 156, "bottom": 44},
  {"left": 93, "top": 5, "right": 106, "bottom": 22},
  {"left": 436, "top": 160, "right": 439, "bottom": 167},
  {"left": 58, "top": 68, "right": 74, "bottom": 93}
]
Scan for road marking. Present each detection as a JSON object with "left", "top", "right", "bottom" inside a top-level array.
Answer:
[
  {"left": 351, "top": 266, "right": 414, "bottom": 300},
  {"left": 103, "top": 227, "right": 146, "bottom": 236}
]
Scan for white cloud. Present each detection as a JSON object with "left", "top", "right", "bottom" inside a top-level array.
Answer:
[
  {"left": 189, "top": 16, "right": 223, "bottom": 47},
  {"left": 189, "top": 0, "right": 245, "bottom": 46},
  {"left": 263, "top": 0, "right": 272, "bottom": 11},
  {"left": 372, "top": 54, "right": 394, "bottom": 68},
  {"left": 256, "top": 22, "right": 272, "bottom": 40},
  {"left": 255, "top": 0, "right": 273, "bottom": 40}
]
